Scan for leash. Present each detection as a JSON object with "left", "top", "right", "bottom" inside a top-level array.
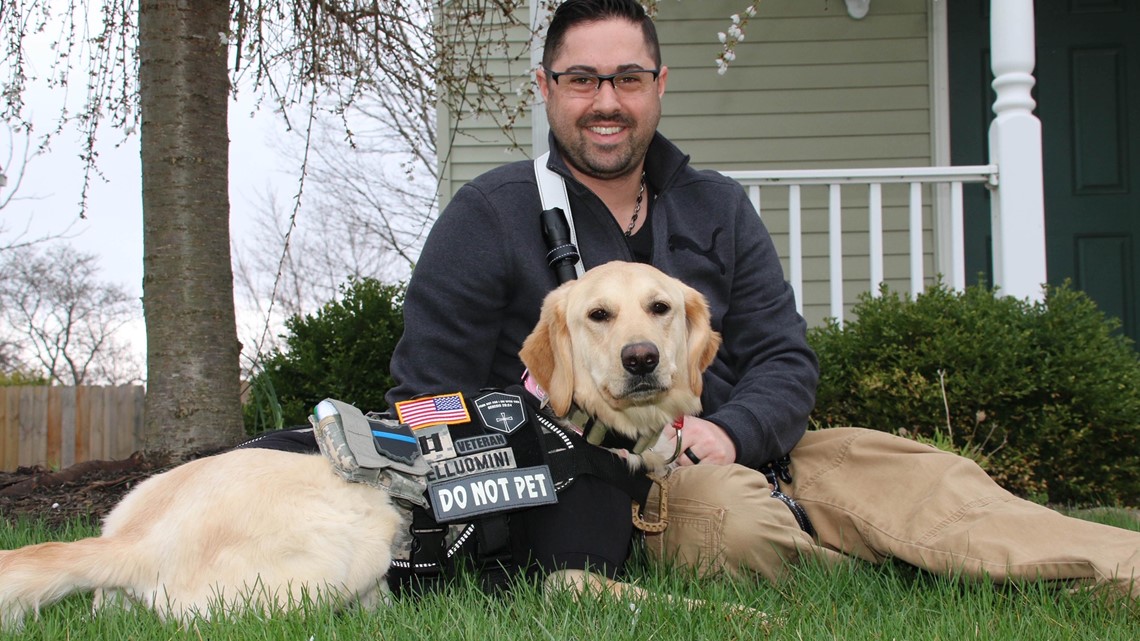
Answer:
[
  {"left": 631, "top": 474, "right": 669, "bottom": 533},
  {"left": 760, "top": 455, "right": 816, "bottom": 538}
]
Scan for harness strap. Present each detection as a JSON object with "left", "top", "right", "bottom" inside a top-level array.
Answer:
[{"left": 529, "top": 404, "right": 652, "bottom": 506}]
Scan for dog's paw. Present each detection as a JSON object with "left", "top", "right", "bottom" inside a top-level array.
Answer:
[{"left": 621, "top": 450, "right": 668, "bottom": 475}]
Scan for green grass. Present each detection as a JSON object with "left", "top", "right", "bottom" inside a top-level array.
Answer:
[{"left": 2, "top": 511, "right": 1138, "bottom": 641}]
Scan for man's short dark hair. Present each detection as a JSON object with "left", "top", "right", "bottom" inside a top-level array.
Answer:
[{"left": 542, "top": 0, "right": 662, "bottom": 69}]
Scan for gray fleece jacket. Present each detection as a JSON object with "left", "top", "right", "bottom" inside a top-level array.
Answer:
[{"left": 386, "top": 133, "right": 818, "bottom": 469}]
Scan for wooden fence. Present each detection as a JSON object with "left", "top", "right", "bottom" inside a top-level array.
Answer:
[{"left": 0, "top": 386, "right": 145, "bottom": 472}]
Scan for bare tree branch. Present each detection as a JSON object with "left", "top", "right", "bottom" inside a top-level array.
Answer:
[
  {"left": 0, "top": 243, "right": 143, "bottom": 385},
  {"left": 0, "top": 123, "right": 77, "bottom": 253}
]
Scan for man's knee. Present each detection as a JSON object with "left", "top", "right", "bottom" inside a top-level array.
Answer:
[{"left": 643, "top": 464, "right": 817, "bottom": 582}]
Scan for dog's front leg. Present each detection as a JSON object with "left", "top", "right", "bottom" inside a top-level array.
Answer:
[{"left": 544, "top": 569, "right": 771, "bottom": 626}]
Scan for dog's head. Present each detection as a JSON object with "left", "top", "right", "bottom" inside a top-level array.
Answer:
[{"left": 520, "top": 261, "right": 722, "bottom": 446}]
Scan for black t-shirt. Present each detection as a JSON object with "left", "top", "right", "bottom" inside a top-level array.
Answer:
[{"left": 625, "top": 200, "right": 654, "bottom": 263}]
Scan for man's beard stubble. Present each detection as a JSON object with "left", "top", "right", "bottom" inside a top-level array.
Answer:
[{"left": 556, "top": 111, "right": 654, "bottom": 181}]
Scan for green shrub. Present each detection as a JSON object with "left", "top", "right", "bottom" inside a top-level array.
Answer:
[
  {"left": 244, "top": 277, "right": 406, "bottom": 432},
  {"left": 0, "top": 369, "right": 49, "bottom": 386},
  {"left": 808, "top": 281, "right": 1140, "bottom": 506}
]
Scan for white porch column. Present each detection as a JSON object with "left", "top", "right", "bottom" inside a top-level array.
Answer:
[{"left": 988, "top": 0, "right": 1047, "bottom": 301}]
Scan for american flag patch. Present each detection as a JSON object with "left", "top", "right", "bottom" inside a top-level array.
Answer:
[{"left": 395, "top": 392, "right": 471, "bottom": 429}]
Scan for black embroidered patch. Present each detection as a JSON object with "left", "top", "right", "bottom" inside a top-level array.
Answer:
[{"left": 474, "top": 391, "right": 527, "bottom": 434}]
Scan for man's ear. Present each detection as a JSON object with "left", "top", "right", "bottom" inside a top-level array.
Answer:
[
  {"left": 520, "top": 286, "right": 575, "bottom": 416},
  {"left": 682, "top": 283, "right": 722, "bottom": 396},
  {"left": 536, "top": 66, "right": 552, "bottom": 102}
]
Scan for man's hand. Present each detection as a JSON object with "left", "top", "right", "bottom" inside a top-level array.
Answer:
[{"left": 666, "top": 416, "right": 736, "bottom": 466}]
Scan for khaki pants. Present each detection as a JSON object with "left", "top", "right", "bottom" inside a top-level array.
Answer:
[{"left": 641, "top": 428, "right": 1140, "bottom": 596}]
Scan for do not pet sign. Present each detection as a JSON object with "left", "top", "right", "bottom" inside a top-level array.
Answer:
[{"left": 427, "top": 465, "right": 557, "bottom": 522}]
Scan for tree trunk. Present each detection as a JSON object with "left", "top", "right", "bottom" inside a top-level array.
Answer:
[{"left": 139, "top": 0, "right": 243, "bottom": 459}]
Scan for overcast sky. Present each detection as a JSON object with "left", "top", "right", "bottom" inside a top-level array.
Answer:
[
  {"left": 7, "top": 103, "right": 290, "bottom": 283},
  {"left": 3, "top": 10, "right": 433, "bottom": 379},
  {"left": 3, "top": 79, "right": 298, "bottom": 371}
]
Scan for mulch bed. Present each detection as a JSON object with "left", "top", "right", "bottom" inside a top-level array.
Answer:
[{"left": 0, "top": 454, "right": 166, "bottom": 529}]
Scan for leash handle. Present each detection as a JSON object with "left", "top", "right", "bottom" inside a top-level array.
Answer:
[
  {"left": 535, "top": 153, "right": 585, "bottom": 282},
  {"left": 540, "top": 207, "right": 580, "bottom": 284}
]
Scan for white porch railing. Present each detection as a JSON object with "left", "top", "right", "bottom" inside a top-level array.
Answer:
[{"left": 722, "top": 165, "right": 999, "bottom": 321}]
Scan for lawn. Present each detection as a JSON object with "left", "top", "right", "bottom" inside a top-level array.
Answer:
[{"left": 1, "top": 510, "right": 1138, "bottom": 640}]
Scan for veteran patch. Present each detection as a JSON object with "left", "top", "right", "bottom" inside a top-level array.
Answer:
[
  {"left": 474, "top": 391, "right": 526, "bottom": 434},
  {"left": 428, "top": 465, "right": 557, "bottom": 522},
  {"left": 454, "top": 433, "right": 509, "bottom": 456}
]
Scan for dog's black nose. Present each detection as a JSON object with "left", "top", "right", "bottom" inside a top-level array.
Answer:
[{"left": 621, "top": 342, "right": 660, "bottom": 376}]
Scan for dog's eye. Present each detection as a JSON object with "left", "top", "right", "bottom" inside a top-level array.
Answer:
[
  {"left": 650, "top": 301, "right": 671, "bottom": 316},
  {"left": 588, "top": 308, "right": 611, "bottom": 322}
]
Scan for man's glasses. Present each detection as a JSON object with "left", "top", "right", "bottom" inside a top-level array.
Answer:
[{"left": 544, "top": 67, "right": 660, "bottom": 96}]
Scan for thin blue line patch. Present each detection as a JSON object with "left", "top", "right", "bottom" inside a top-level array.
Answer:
[{"left": 372, "top": 430, "right": 418, "bottom": 444}]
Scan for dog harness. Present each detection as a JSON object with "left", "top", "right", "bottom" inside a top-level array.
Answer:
[
  {"left": 304, "top": 386, "right": 815, "bottom": 590},
  {"left": 307, "top": 385, "right": 652, "bottom": 591}
]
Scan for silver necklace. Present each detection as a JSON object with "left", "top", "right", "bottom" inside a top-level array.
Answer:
[{"left": 624, "top": 173, "right": 647, "bottom": 237}]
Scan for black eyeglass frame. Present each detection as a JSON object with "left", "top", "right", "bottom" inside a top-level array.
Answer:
[{"left": 543, "top": 66, "right": 661, "bottom": 92}]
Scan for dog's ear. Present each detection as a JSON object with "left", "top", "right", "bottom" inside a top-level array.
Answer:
[
  {"left": 520, "top": 285, "right": 576, "bottom": 416},
  {"left": 682, "top": 283, "right": 722, "bottom": 395}
]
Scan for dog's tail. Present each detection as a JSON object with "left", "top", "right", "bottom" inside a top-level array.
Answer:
[{"left": 0, "top": 536, "right": 126, "bottom": 630}]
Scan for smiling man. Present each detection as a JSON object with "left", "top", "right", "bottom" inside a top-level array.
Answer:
[
  {"left": 387, "top": 0, "right": 1140, "bottom": 601},
  {"left": 388, "top": 0, "right": 818, "bottom": 587}
]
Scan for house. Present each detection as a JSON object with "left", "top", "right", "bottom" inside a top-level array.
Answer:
[{"left": 437, "top": 0, "right": 1139, "bottom": 340}]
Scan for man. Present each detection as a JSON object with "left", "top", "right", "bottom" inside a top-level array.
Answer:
[{"left": 387, "top": 0, "right": 1140, "bottom": 595}]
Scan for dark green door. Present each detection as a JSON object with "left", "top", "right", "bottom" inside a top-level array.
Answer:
[{"left": 950, "top": 0, "right": 1140, "bottom": 341}]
